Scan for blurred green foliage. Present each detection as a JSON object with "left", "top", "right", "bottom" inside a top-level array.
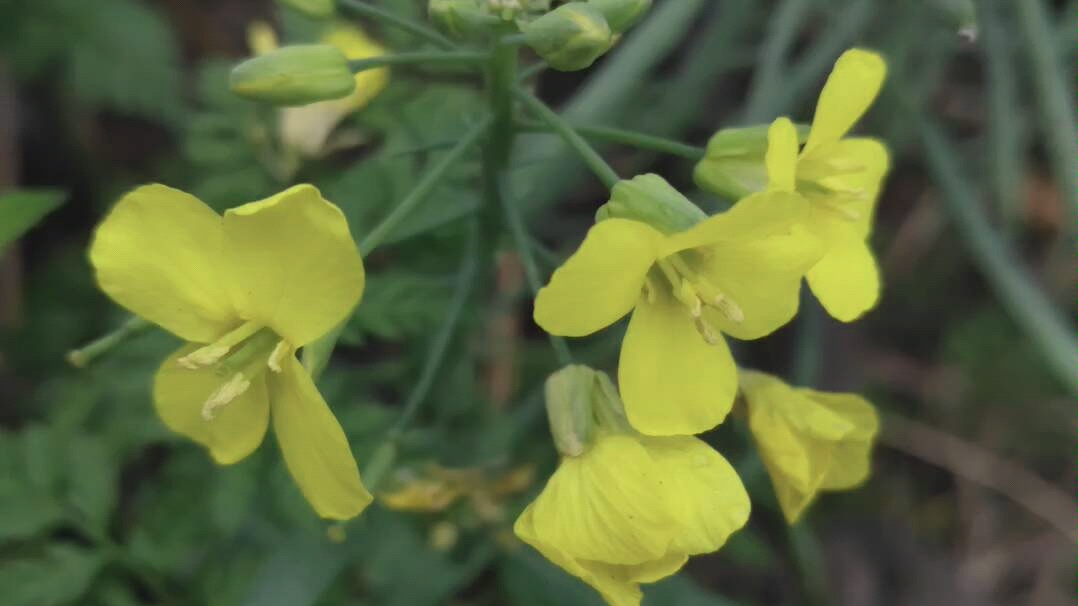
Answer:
[{"left": 0, "top": 0, "right": 1074, "bottom": 605}]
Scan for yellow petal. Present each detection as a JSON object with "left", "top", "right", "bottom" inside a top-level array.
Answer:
[
  {"left": 662, "top": 190, "right": 810, "bottom": 256},
  {"left": 619, "top": 295, "right": 737, "bottom": 436},
  {"left": 90, "top": 185, "right": 238, "bottom": 343},
  {"left": 699, "top": 228, "right": 822, "bottom": 340},
  {"left": 247, "top": 21, "right": 279, "bottom": 55},
  {"left": 806, "top": 391, "right": 879, "bottom": 490},
  {"left": 741, "top": 371, "right": 857, "bottom": 523},
  {"left": 801, "top": 137, "right": 890, "bottom": 240},
  {"left": 803, "top": 49, "right": 887, "bottom": 154},
  {"left": 527, "top": 434, "right": 674, "bottom": 564},
  {"left": 534, "top": 219, "right": 660, "bottom": 337},
  {"left": 765, "top": 117, "right": 799, "bottom": 192},
  {"left": 322, "top": 24, "right": 390, "bottom": 112},
  {"left": 270, "top": 355, "right": 372, "bottom": 520},
  {"left": 644, "top": 436, "right": 750, "bottom": 554},
  {"left": 514, "top": 505, "right": 647, "bottom": 606},
  {"left": 224, "top": 184, "right": 364, "bottom": 347},
  {"left": 806, "top": 241, "right": 880, "bottom": 322},
  {"left": 152, "top": 344, "right": 269, "bottom": 465}
]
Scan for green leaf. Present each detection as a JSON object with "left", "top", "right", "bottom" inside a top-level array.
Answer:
[
  {"left": 237, "top": 531, "right": 348, "bottom": 606},
  {"left": 0, "top": 189, "right": 65, "bottom": 248},
  {"left": 498, "top": 548, "right": 604, "bottom": 606},
  {"left": 0, "top": 431, "right": 63, "bottom": 541},
  {"left": 340, "top": 272, "right": 455, "bottom": 345},
  {"left": 0, "top": 545, "right": 105, "bottom": 606},
  {"left": 645, "top": 575, "right": 741, "bottom": 606},
  {"left": 65, "top": 436, "right": 117, "bottom": 532}
]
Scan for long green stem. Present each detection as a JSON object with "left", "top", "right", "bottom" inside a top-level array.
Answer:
[
  {"left": 336, "top": 0, "right": 456, "bottom": 49},
  {"left": 917, "top": 116, "right": 1078, "bottom": 397},
  {"left": 67, "top": 316, "right": 151, "bottom": 367},
  {"left": 515, "top": 119, "right": 704, "bottom": 159},
  {"left": 347, "top": 50, "right": 488, "bottom": 73},
  {"left": 496, "top": 170, "right": 573, "bottom": 367},
  {"left": 516, "top": 89, "right": 620, "bottom": 189},
  {"left": 1014, "top": 0, "right": 1078, "bottom": 220}
]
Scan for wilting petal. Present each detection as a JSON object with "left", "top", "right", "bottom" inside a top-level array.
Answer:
[
  {"left": 765, "top": 117, "right": 800, "bottom": 192},
  {"left": 619, "top": 295, "right": 737, "bottom": 436},
  {"left": 803, "top": 48, "right": 887, "bottom": 154},
  {"left": 534, "top": 219, "right": 661, "bottom": 337},
  {"left": 807, "top": 241, "right": 880, "bottom": 322},
  {"left": 644, "top": 436, "right": 750, "bottom": 554},
  {"left": 153, "top": 344, "right": 269, "bottom": 465},
  {"left": 527, "top": 434, "right": 673, "bottom": 565},
  {"left": 224, "top": 185, "right": 364, "bottom": 347},
  {"left": 90, "top": 185, "right": 237, "bottom": 343},
  {"left": 269, "top": 355, "right": 372, "bottom": 520}
]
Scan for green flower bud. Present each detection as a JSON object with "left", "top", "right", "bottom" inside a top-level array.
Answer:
[
  {"left": 523, "top": 3, "right": 613, "bottom": 71},
  {"left": 230, "top": 44, "right": 355, "bottom": 106},
  {"left": 278, "top": 0, "right": 336, "bottom": 18},
  {"left": 428, "top": 0, "right": 502, "bottom": 39},
  {"left": 586, "top": 0, "right": 651, "bottom": 33},
  {"left": 544, "top": 365, "right": 630, "bottom": 457},
  {"left": 596, "top": 173, "right": 707, "bottom": 234},
  {"left": 693, "top": 123, "right": 811, "bottom": 201}
]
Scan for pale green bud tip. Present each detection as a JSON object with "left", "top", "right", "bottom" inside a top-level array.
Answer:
[
  {"left": 229, "top": 44, "right": 355, "bottom": 106},
  {"left": 598, "top": 173, "right": 707, "bottom": 234},
  {"left": 428, "top": 0, "right": 500, "bottom": 39},
  {"left": 523, "top": 4, "right": 613, "bottom": 71},
  {"left": 279, "top": 0, "right": 336, "bottom": 18},
  {"left": 693, "top": 124, "right": 810, "bottom": 201},
  {"left": 587, "top": 0, "right": 651, "bottom": 33},
  {"left": 544, "top": 365, "right": 631, "bottom": 457}
]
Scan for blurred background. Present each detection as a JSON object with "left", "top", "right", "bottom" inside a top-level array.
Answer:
[{"left": 0, "top": 0, "right": 1074, "bottom": 605}]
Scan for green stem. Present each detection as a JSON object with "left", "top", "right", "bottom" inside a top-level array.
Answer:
[
  {"left": 359, "top": 117, "right": 490, "bottom": 255},
  {"left": 916, "top": 116, "right": 1078, "bottom": 398},
  {"left": 67, "top": 317, "right": 151, "bottom": 368},
  {"left": 336, "top": 0, "right": 457, "bottom": 49},
  {"left": 496, "top": 170, "right": 573, "bottom": 367},
  {"left": 515, "top": 119, "right": 704, "bottom": 159},
  {"left": 1014, "top": 0, "right": 1078, "bottom": 221},
  {"left": 347, "top": 50, "right": 488, "bottom": 73},
  {"left": 516, "top": 89, "right": 620, "bottom": 189}
]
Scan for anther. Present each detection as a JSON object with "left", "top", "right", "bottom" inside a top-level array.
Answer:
[
  {"left": 268, "top": 341, "right": 291, "bottom": 373},
  {"left": 713, "top": 294, "right": 745, "bottom": 323},
  {"left": 201, "top": 373, "right": 251, "bottom": 420},
  {"left": 693, "top": 316, "right": 722, "bottom": 345}
]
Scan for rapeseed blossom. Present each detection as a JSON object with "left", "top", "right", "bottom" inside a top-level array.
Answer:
[
  {"left": 515, "top": 365, "right": 749, "bottom": 606},
  {"left": 248, "top": 21, "right": 389, "bottom": 156},
  {"left": 534, "top": 174, "right": 821, "bottom": 436},
  {"left": 89, "top": 184, "right": 370, "bottom": 519},
  {"left": 739, "top": 370, "right": 879, "bottom": 523}
]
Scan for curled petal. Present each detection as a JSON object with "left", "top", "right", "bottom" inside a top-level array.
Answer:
[
  {"left": 765, "top": 117, "right": 800, "bottom": 192},
  {"left": 804, "top": 48, "right": 887, "bottom": 154}
]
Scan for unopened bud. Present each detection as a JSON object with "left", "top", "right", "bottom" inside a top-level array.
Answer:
[
  {"left": 429, "top": 0, "right": 502, "bottom": 40},
  {"left": 279, "top": 0, "right": 336, "bottom": 18},
  {"left": 230, "top": 44, "right": 355, "bottom": 106},
  {"left": 693, "top": 124, "right": 810, "bottom": 201},
  {"left": 523, "top": 4, "right": 613, "bottom": 71},
  {"left": 596, "top": 173, "right": 707, "bottom": 234},
  {"left": 587, "top": 0, "right": 651, "bottom": 33},
  {"left": 544, "top": 365, "right": 632, "bottom": 457}
]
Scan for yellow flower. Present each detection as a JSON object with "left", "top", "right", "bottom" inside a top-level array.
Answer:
[
  {"left": 739, "top": 370, "right": 879, "bottom": 524},
  {"left": 763, "top": 48, "right": 890, "bottom": 322},
  {"left": 534, "top": 174, "right": 822, "bottom": 436},
  {"left": 515, "top": 366, "right": 749, "bottom": 606},
  {"left": 89, "top": 183, "right": 371, "bottom": 520},
  {"left": 248, "top": 21, "right": 389, "bottom": 156}
]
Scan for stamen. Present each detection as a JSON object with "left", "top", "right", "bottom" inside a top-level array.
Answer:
[
  {"left": 178, "top": 321, "right": 263, "bottom": 370},
  {"left": 201, "top": 373, "right": 251, "bottom": 420},
  {"left": 713, "top": 294, "right": 745, "bottom": 323},
  {"left": 267, "top": 341, "right": 291, "bottom": 373},
  {"left": 693, "top": 316, "right": 722, "bottom": 345}
]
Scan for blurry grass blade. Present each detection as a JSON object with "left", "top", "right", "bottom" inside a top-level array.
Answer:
[
  {"left": 0, "top": 189, "right": 66, "bottom": 248},
  {"left": 1014, "top": 0, "right": 1078, "bottom": 221},
  {"left": 337, "top": 0, "right": 457, "bottom": 49},
  {"left": 917, "top": 117, "right": 1078, "bottom": 397},
  {"left": 742, "top": 0, "right": 814, "bottom": 122}
]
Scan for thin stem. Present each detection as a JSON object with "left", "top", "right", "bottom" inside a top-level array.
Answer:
[
  {"left": 336, "top": 0, "right": 457, "bottom": 50},
  {"left": 1014, "top": 0, "right": 1078, "bottom": 221},
  {"left": 516, "top": 88, "right": 620, "bottom": 189},
  {"left": 389, "top": 222, "right": 481, "bottom": 438},
  {"left": 515, "top": 118, "right": 705, "bottom": 159},
  {"left": 67, "top": 316, "right": 151, "bottom": 368},
  {"left": 359, "top": 116, "right": 490, "bottom": 255},
  {"left": 517, "top": 61, "right": 548, "bottom": 82},
  {"left": 347, "top": 50, "right": 488, "bottom": 73},
  {"left": 496, "top": 170, "right": 573, "bottom": 367},
  {"left": 916, "top": 116, "right": 1078, "bottom": 397}
]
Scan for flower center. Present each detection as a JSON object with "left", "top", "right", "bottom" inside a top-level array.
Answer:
[
  {"left": 653, "top": 254, "right": 744, "bottom": 344},
  {"left": 177, "top": 321, "right": 293, "bottom": 420}
]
